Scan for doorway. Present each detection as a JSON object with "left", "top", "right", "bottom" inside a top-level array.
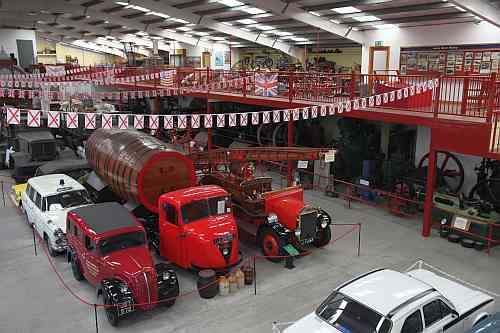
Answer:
[
  {"left": 16, "top": 39, "right": 35, "bottom": 70},
  {"left": 368, "top": 46, "right": 390, "bottom": 74}
]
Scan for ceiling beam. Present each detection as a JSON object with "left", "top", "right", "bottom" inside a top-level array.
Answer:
[
  {"left": 174, "top": 0, "right": 211, "bottom": 9},
  {"left": 302, "top": 0, "right": 394, "bottom": 12},
  {"left": 449, "top": 0, "right": 500, "bottom": 28},
  {"left": 342, "top": 12, "right": 474, "bottom": 27},
  {"left": 237, "top": 0, "right": 364, "bottom": 44}
]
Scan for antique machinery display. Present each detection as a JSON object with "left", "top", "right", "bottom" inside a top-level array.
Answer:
[{"left": 469, "top": 158, "right": 500, "bottom": 212}]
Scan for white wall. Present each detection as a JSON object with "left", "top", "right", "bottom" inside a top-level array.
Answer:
[
  {"left": 361, "top": 21, "right": 500, "bottom": 73},
  {"left": 176, "top": 42, "right": 233, "bottom": 69},
  {"left": 0, "top": 29, "right": 36, "bottom": 64}
]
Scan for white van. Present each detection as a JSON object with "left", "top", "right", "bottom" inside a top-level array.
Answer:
[{"left": 21, "top": 174, "right": 91, "bottom": 256}]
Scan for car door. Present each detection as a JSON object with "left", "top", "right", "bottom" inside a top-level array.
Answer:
[
  {"left": 32, "top": 191, "right": 45, "bottom": 236},
  {"left": 81, "top": 235, "right": 101, "bottom": 285},
  {"left": 24, "top": 185, "right": 36, "bottom": 223},
  {"left": 159, "top": 201, "right": 185, "bottom": 267},
  {"left": 422, "top": 299, "right": 460, "bottom": 333}
]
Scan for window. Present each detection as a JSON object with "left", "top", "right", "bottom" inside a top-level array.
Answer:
[
  {"left": 208, "top": 196, "right": 231, "bottom": 215},
  {"left": 402, "top": 310, "right": 423, "bottom": 333},
  {"left": 41, "top": 198, "right": 47, "bottom": 212},
  {"left": 423, "top": 300, "right": 452, "bottom": 327},
  {"left": 85, "top": 236, "right": 95, "bottom": 252},
  {"left": 164, "top": 203, "right": 178, "bottom": 225},
  {"left": 73, "top": 224, "right": 79, "bottom": 238},
  {"left": 26, "top": 184, "right": 32, "bottom": 199},
  {"left": 180, "top": 196, "right": 232, "bottom": 224},
  {"left": 99, "top": 231, "right": 146, "bottom": 256},
  {"left": 29, "top": 187, "right": 36, "bottom": 201},
  {"left": 46, "top": 190, "right": 91, "bottom": 209},
  {"left": 315, "top": 292, "right": 390, "bottom": 333},
  {"left": 66, "top": 218, "right": 71, "bottom": 232},
  {"left": 35, "top": 192, "right": 42, "bottom": 209}
]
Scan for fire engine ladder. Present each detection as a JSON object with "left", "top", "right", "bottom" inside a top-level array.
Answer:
[{"left": 189, "top": 147, "right": 335, "bottom": 165}]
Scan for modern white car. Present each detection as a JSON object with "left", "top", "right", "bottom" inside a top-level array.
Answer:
[
  {"left": 21, "top": 174, "right": 92, "bottom": 256},
  {"left": 283, "top": 268, "right": 493, "bottom": 333}
]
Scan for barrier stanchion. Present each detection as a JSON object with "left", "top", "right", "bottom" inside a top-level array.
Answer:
[
  {"left": 358, "top": 223, "right": 361, "bottom": 257},
  {"left": 1, "top": 181, "right": 5, "bottom": 207},
  {"left": 253, "top": 256, "right": 257, "bottom": 296},
  {"left": 32, "top": 226, "right": 37, "bottom": 256},
  {"left": 94, "top": 304, "right": 98, "bottom": 333}
]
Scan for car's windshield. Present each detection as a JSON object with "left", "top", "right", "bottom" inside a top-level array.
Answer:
[
  {"left": 99, "top": 231, "right": 146, "bottom": 256},
  {"left": 181, "top": 195, "right": 231, "bottom": 224},
  {"left": 316, "top": 292, "right": 391, "bottom": 333},
  {"left": 47, "top": 189, "right": 91, "bottom": 209}
]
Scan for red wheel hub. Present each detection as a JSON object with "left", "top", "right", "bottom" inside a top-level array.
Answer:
[{"left": 262, "top": 234, "right": 279, "bottom": 257}]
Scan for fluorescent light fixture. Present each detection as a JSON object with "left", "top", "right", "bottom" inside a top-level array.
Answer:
[
  {"left": 228, "top": 41, "right": 241, "bottom": 45},
  {"left": 216, "top": 0, "right": 244, "bottom": 7},
  {"left": 104, "top": 20, "right": 110, "bottom": 24},
  {"left": 200, "top": 37, "right": 211, "bottom": 41},
  {"left": 136, "top": 31, "right": 149, "bottom": 36},
  {"left": 290, "top": 37, "right": 308, "bottom": 42},
  {"left": 281, "top": 36, "right": 294, "bottom": 40},
  {"left": 222, "top": 22, "right": 233, "bottom": 26},
  {"left": 295, "top": 41, "right": 315, "bottom": 45},
  {"left": 373, "top": 23, "right": 397, "bottom": 29},
  {"left": 125, "top": 5, "right": 150, "bottom": 12},
  {"left": 212, "top": 36, "right": 226, "bottom": 40},
  {"left": 254, "top": 24, "right": 274, "bottom": 31},
  {"left": 353, "top": 15, "right": 380, "bottom": 22},
  {"left": 239, "top": 6, "right": 266, "bottom": 15},
  {"left": 177, "top": 26, "right": 192, "bottom": 31},
  {"left": 253, "top": 13, "right": 273, "bottom": 18},
  {"left": 454, "top": 5, "right": 466, "bottom": 12},
  {"left": 330, "top": 19, "right": 341, "bottom": 24},
  {"left": 274, "top": 31, "right": 293, "bottom": 36},
  {"left": 331, "top": 6, "right": 360, "bottom": 14},
  {"left": 238, "top": 19, "right": 257, "bottom": 24},
  {"left": 115, "top": 1, "right": 129, "bottom": 6},
  {"left": 309, "top": 11, "right": 321, "bottom": 17},
  {"left": 146, "top": 12, "right": 170, "bottom": 19},
  {"left": 168, "top": 18, "right": 189, "bottom": 24},
  {"left": 186, "top": 23, "right": 196, "bottom": 26},
  {"left": 241, "top": 27, "right": 251, "bottom": 31},
  {"left": 194, "top": 31, "right": 210, "bottom": 36},
  {"left": 232, "top": 44, "right": 247, "bottom": 47},
  {"left": 164, "top": 28, "right": 175, "bottom": 32}
]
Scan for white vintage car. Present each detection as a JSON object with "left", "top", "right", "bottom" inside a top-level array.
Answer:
[
  {"left": 284, "top": 268, "right": 493, "bottom": 333},
  {"left": 21, "top": 174, "right": 92, "bottom": 256}
]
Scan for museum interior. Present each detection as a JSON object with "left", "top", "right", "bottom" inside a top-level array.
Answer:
[{"left": 1, "top": 0, "right": 500, "bottom": 332}]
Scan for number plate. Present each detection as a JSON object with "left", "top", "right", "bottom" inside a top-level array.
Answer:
[{"left": 453, "top": 216, "right": 469, "bottom": 231}]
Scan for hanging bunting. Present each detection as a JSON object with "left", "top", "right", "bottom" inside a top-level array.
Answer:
[
  {"left": 345, "top": 101, "right": 352, "bottom": 112},
  {"left": 320, "top": 105, "right": 327, "bottom": 117},
  {"left": 118, "top": 114, "right": 128, "bottom": 129},
  {"left": 383, "top": 93, "right": 389, "bottom": 104},
  {"left": 134, "top": 115, "right": 144, "bottom": 129},
  {"left": 102, "top": 114, "right": 113, "bottom": 129},
  {"left": 228, "top": 114, "right": 237, "bottom": 127},
  {"left": 272, "top": 110, "right": 280, "bottom": 123},
  {"left": 252, "top": 112, "right": 259, "bottom": 125},
  {"left": 6, "top": 108, "right": 20, "bottom": 125},
  {"left": 410, "top": 86, "right": 415, "bottom": 96},
  {"left": 27, "top": 110, "right": 41, "bottom": 127},
  {"left": 353, "top": 99, "right": 360, "bottom": 111},
  {"left": 390, "top": 91, "right": 396, "bottom": 102},
  {"left": 66, "top": 112, "right": 78, "bottom": 128},
  {"left": 311, "top": 106, "right": 318, "bottom": 118},
  {"left": 149, "top": 115, "right": 159, "bottom": 130},
  {"left": 397, "top": 89, "right": 403, "bottom": 100},
  {"left": 361, "top": 98, "right": 367, "bottom": 109},
  {"left": 164, "top": 115, "right": 174, "bottom": 129},
  {"left": 292, "top": 108, "right": 300, "bottom": 121},
  {"left": 178, "top": 115, "right": 187, "bottom": 129},
  {"left": 302, "top": 107, "right": 309, "bottom": 119},
  {"left": 328, "top": 104, "right": 336, "bottom": 115},
  {"left": 47, "top": 111, "right": 60, "bottom": 128},
  {"left": 204, "top": 114, "right": 213, "bottom": 128},
  {"left": 404, "top": 87, "right": 409, "bottom": 98},
  {"left": 240, "top": 113, "right": 248, "bottom": 126},
  {"left": 283, "top": 110, "right": 290, "bottom": 121},
  {"left": 85, "top": 113, "right": 96, "bottom": 129}
]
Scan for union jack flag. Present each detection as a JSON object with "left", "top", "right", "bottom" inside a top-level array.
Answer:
[{"left": 255, "top": 73, "right": 278, "bottom": 97}]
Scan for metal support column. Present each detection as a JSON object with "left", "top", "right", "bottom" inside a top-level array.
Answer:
[
  {"left": 422, "top": 130, "right": 436, "bottom": 237},
  {"left": 287, "top": 73, "right": 294, "bottom": 186}
]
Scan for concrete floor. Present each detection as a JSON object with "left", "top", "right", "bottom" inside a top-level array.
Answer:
[{"left": 1, "top": 178, "right": 500, "bottom": 333}]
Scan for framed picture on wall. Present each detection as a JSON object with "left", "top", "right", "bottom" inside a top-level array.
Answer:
[
  {"left": 215, "top": 52, "right": 224, "bottom": 66},
  {"left": 224, "top": 51, "right": 231, "bottom": 64}
]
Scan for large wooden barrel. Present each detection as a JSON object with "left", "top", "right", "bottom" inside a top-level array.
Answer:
[{"left": 85, "top": 129, "right": 196, "bottom": 213}]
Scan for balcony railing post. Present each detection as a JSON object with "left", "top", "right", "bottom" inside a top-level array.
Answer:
[
  {"left": 461, "top": 76, "right": 470, "bottom": 115},
  {"left": 487, "top": 72, "right": 497, "bottom": 123},
  {"left": 432, "top": 76, "right": 442, "bottom": 119},
  {"left": 243, "top": 70, "right": 247, "bottom": 98},
  {"left": 288, "top": 72, "right": 294, "bottom": 103}
]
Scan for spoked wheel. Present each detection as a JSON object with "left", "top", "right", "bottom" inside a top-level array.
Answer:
[
  {"left": 391, "top": 181, "right": 418, "bottom": 213},
  {"left": 45, "top": 236, "right": 57, "bottom": 257},
  {"left": 259, "top": 228, "right": 282, "bottom": 263},
  {"left": 104, "top": 293, "right": 119, "bottom": 327},
  {"left": 71, "top": 256, "right": 84, "bottom": 281},
  {"left": 418, "top": 151, "right": 465, "bottom": 194}
]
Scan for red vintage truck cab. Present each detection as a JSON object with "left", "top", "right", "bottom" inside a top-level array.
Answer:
[
  {"left": 150, "top": 185, "right": 240, "bottom": 271},
  {"left": 66, "top": 202, "right": 179, "bottom": 326}
]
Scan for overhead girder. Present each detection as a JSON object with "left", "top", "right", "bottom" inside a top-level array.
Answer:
[{"left": 449, "top": 0, "right": 500, "bottom": 28}]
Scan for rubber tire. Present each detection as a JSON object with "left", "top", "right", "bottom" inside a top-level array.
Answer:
[
  {"left": 447, "top": 234, "right": 462, "bottom": 243},
  {"left": 259, "top": 228, "right": 283, "bottom": 263},
  {"left": 104, "top": 293, "right": 119, "bottom": 327},
  {"left": 461, "top": 238, "right": 475, "bottom": 248},
  {"left": 313, "top": 226, "right": 332, "bottom": 248},
  {"left": 71, "top": 256, "right": 84, "bottom": 281},
  {"left": 45, "top": 236, "right": 57, "bottom": 257},
  {"left": 163, "top": 279, "right": 179, "bottom": 308},
  {"left": 439, "top": 229, "right": 450, "bottom": 238},
  {"left": 474, "top": 241, "right": 486, "bottom": 251}
]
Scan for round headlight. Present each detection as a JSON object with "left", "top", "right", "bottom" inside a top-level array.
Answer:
[
  {"left": 321, "top": 219, "right": 328, "bottom": 229},
  {"left": 440, "top": 218, "right": 447, "bottom": 225},
  {"left": 295, "top": 229, "right": 301, "bottom": 237},
  {"left": 267, "top": 213, "right": 278, "bottom": 224},
  {"left": 222, "top": 248, "right": 230, "bottom": 256}
]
